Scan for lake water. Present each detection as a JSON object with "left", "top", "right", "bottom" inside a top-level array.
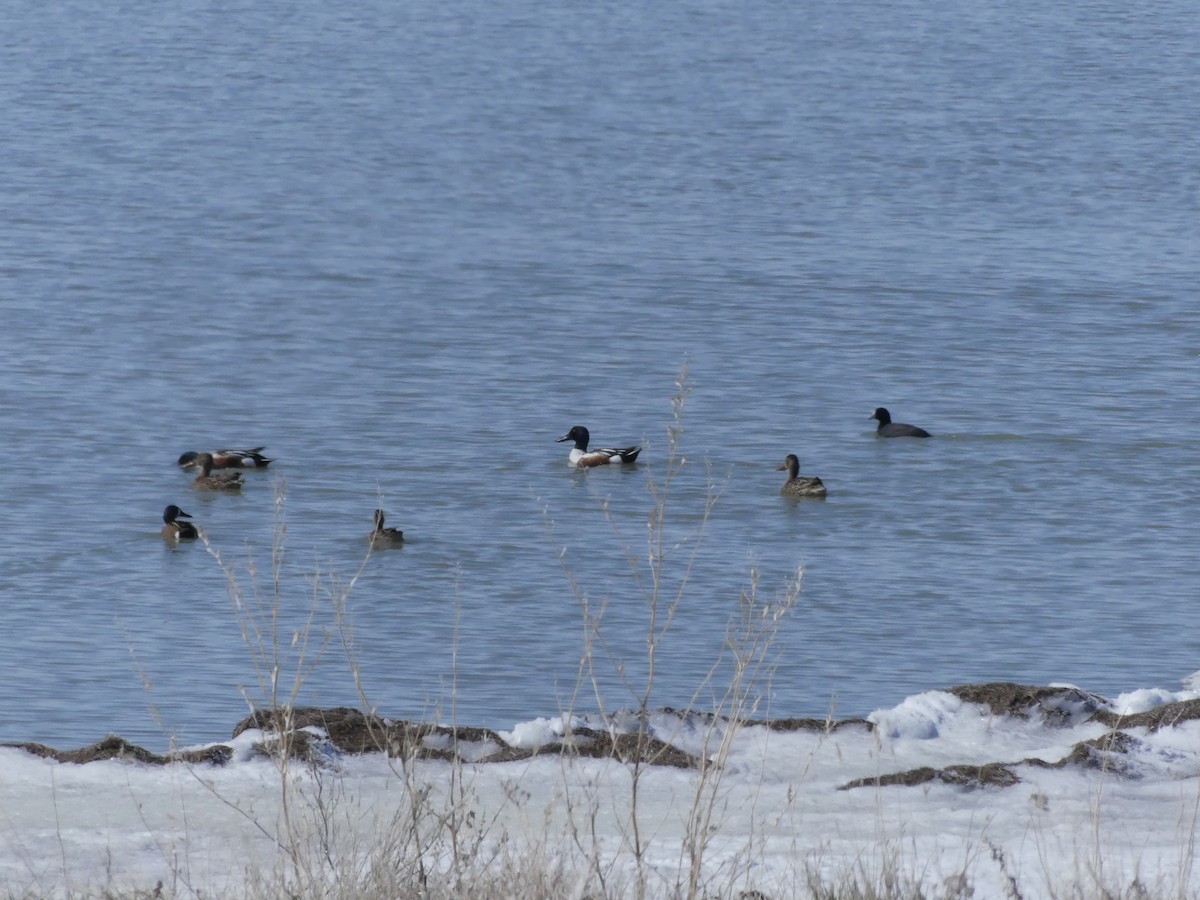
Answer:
[{"left": 1, "top": 0, "right": 1197, "bottom": 753}]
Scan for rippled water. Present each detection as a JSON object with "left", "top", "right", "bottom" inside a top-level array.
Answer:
[{"left": 2, "top": 0, "right": 1197, "bottom": 751}]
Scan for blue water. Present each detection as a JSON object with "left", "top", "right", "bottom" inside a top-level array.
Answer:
[{"left": 2, "top": 0, "right": 1197, "bottom": 752}]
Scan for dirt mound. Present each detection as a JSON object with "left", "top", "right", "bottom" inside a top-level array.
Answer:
[
  {"left": 947, "top": 682, "right": 1107, "bottom": 723},
  {"left": 840, "top": 762, "right": 1022, "bottom": 791},
  {"left": 7, "top": 736, "right": 232, "bottom": 766}
]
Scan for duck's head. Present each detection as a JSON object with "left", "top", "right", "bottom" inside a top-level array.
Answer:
[
  {"left": 556, "top": 426, "right": 590, "bottom": 448},
  {"left": 777, "top": 454, "right": 800, "bottom": 477},
  {"left": 192, "top": 452, "right": 216, "bottom": 475},
  {"left": 871, "top": 407, "right": 892, "bottom": 424},
  {"left": 163, "top": 505, "right": 192, "bottom": 524}
]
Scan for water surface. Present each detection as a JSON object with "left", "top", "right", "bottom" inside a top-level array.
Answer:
[{"left": 1, "top": 0, "right": 1197, "bottom": 751}]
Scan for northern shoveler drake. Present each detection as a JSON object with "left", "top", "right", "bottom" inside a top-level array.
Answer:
[
  {"left": 161, "top": 505, "right": 199, "bottom": 541},
  {"left": 191, "top": 453, "right": 245, "bottom": 491},
  {"left": 778, "top": 454, "right": 827, "bottom": 498},
  {"left": 556, "top": 425, "right": 642, "bottom": 467},
  {"left": 871, "top": 407, "right": 932, "bottom": 438},
  {"left": 178, "top": 447, "right": 272, "bottom": 469},
  {"left": 368, "top": 509, "right": 404, "bottom": 547}
]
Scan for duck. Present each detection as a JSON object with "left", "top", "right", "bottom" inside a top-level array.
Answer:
[
  {"left": 191, "top": 453, "right": 245, "bottom": 491},
  {"left": 871, "top": 407, "right": 931, "bottom": 438},
  {"left": 368, "top": 509, "right": 404, "bottom": 547},
  {"left": 556, "top": 425, "right": 642, "bottom": 467},
  {"left": 178, "top": 447, "right": 272, "bottom": 469},
  {"left": 161, "top": 505, "right": 199, "bottom": 541},
  {"left": 778, "top": 454, "right": 827, "bottom": 498}
]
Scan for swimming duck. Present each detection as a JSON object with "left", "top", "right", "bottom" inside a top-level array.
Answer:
[
  {"left": 161, "top": 505, "right": 199, "bottom": 541},
  {"left": 191, "top": 453, "right": 245, "bottom": 491},
  {"left": 871, "top": 408, "right": 931, "bottom": 438},
  {"left": 556, "top": 426, "right": 642, "bottom": 467},
  {"left": 178, "top": 447, "right": 272, "bottom": 469},
  {"left": 368, "top": 509, "right": 404, "bottom": 547},
  {"left": 778, "top": 454, "right": 827, "bottom": 498}
]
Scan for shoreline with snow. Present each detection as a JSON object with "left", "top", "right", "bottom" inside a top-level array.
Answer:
[
  {"left": 8, "top": 679, "right": 1200, "bottom": 783},
  {"left": 4, "top": 676, "right": 1200, "bottom": 898}
]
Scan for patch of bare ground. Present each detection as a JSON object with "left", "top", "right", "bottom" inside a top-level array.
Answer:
[
  {"left": 840, "top": 730, "right": 1145, "bottom": 792},
  {"left": 840, "top": 762, "right": 1022, "bottom": 791},
  {"left": 760, "top": 716, "right": 873, "bottom": 734},
  {"left": 947, "top": 681, "right": 1108, "bottom": 723},
  {"left": 1090, "top": 697, "right": 1200, "bottom": 731},
  {"left": 659, "top": 705, "right": 874, "bottom": 734},
  {"left": 839, "top": 690, "right": 1153, "bottom": 792},
  {"left": 4, "top": 736, "right": 232, "bottom": 766},
  {"left": 231, "top": 706, "right": 704, "bottom": 768}
]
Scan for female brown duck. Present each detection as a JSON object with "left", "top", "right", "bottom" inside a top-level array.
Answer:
[
  {"left": 191, "top": 453, "right": 244, "bottom": 491},
  {"left": 369, "top": 509, "right": 404, "bottom": 547},
  {"left": 778, "top": 454, "right": 827, "bottom": 498}
]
